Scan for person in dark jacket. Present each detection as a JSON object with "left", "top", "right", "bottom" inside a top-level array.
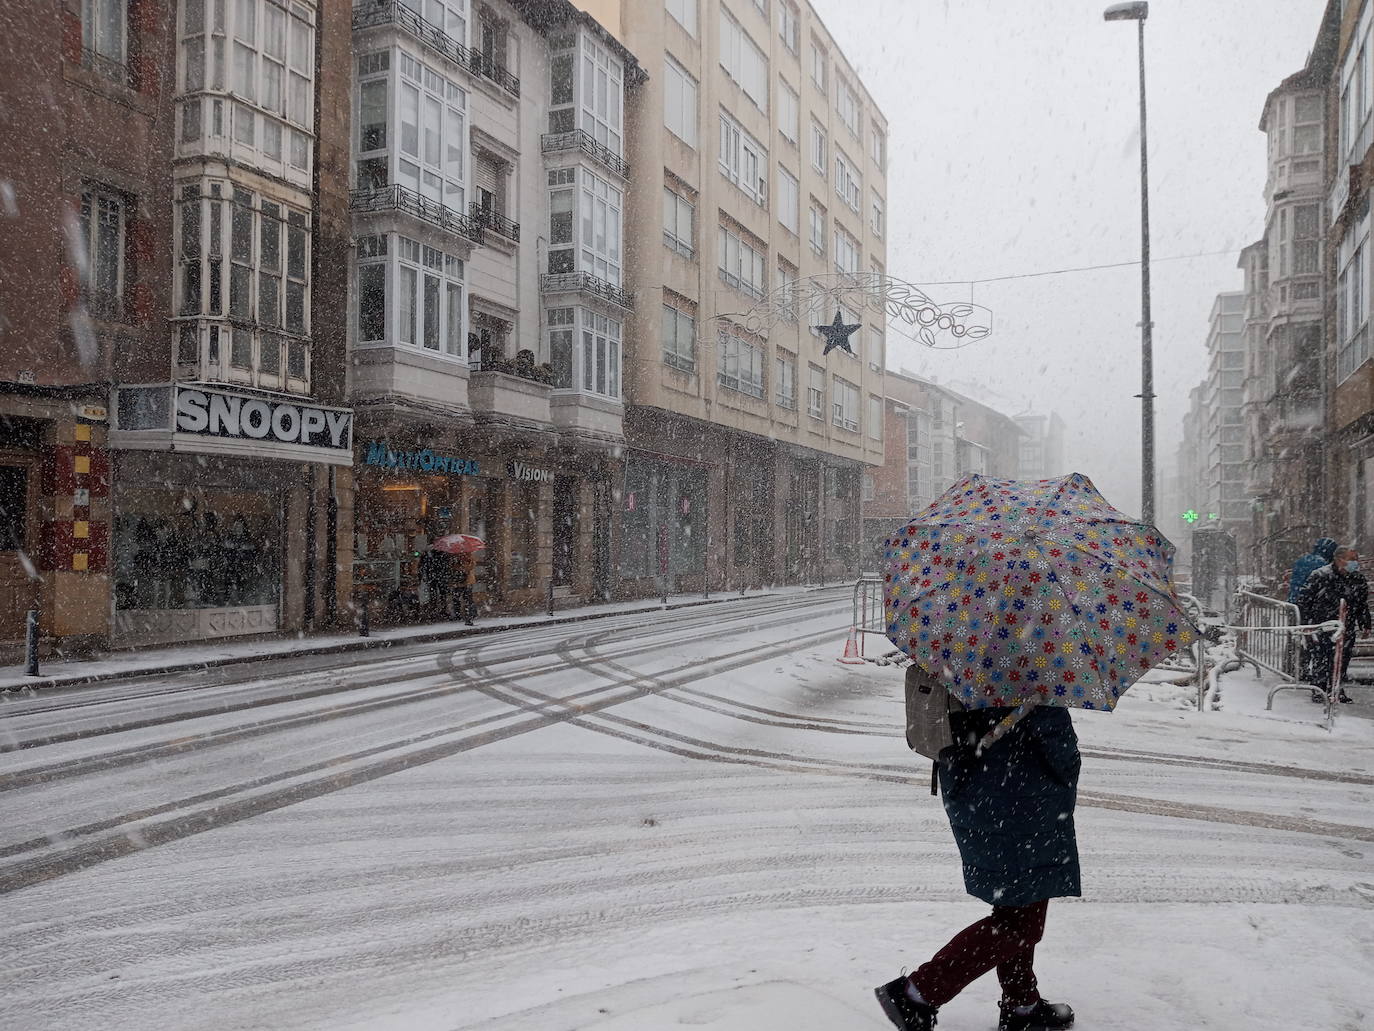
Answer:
[
  {"left": 1297, "top": 546, "right": 1370, "bottom": 703},
  {"left": 1288, "top": 537, "right": 1338, "bottom": 604},
  {"left": 875, "top": 705, "right": 1080, "bottom": 1031}
]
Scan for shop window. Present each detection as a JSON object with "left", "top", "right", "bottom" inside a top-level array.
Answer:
[
  {"left": 508, "top": 482, "right": 539, "bottom": 590},
  {"left": 113, "top": 493, "right": 280, "bottom": 612}
]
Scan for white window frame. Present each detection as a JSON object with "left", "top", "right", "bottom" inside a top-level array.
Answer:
[
  {"left": 832, "top": 376, "right": 859, "bottom": 432},
  {"left": 720, "top": 8, "right": 768, "bottom": 112},
  {"left": 871, "top": 125, "right": 886, "bottom": 170},
  {"left": 663, "top": 54, "right": 698, "bottom": 148},
  {"left": 580, "top": 167, "right": 624, "bottom": 287},
  {"left": 717, "top": 325, "right": 766, "bottom": 399},
  {"left": 807, "top": 363, "right": 825, "bottom": 419},
  {"left": 835, "top": 147, "right": 861, "bottom": 212},
  {"left": 868, "top": 394, "right": 883, "bottom": 439},
  {"left": 1338, "top": 209, "right": 1371, "bottom": 382},
  {"left": 79, "top": 184, "right": 127, "bottom": 315},
  {"left": 834, "top": 225, "right": 859, "bottom": 276},
  {"left": 836, "top": 75, "right": 860, "bottom": 137},
  {"left": 777, "top": 164, "right": 800, "bottom": 235},
  {"left": 579, "top": 308, "right": 622, "bottom": 399},
  {"left": 777, "top": 260, "right": 799, "bottom": 320},
  {"left": 871, "top": 189, "right": 885, "bottom": 239},
  {"left": 810, "top": 120, "right": 827, "bottom": 176},
  {"left": 810, "top": 39, "right": 826, "bottom": 94},
  {"left": 663, "top": 185, "right": 695, "bottom": 258},
  {"left": 775, "top": 349, "right": 797, "bottom": 408},
  {"left": 778, "top": 0, "right": 799, "bottom": 54},
  {"left": 778, "top": 79, "right": 799, "bottom": 145},
  {"left": 663, "top": 300, "right": 696, "bottom": 371},
  {"left": 353, "top": 234, "right": 465, "bottom": 360},
  {"left": 666, "top": 0, "right": 698, "bottom": 37},
  {"left": 808, "top": 201, "right": 825, "bottom": 256},
  {"left": 719, "top": 110, "right": 768, "bottom": 206},
  {"left": 581, "top": 33, "right": 625, "bottom": 157},
  {"left": 718, "top": 224, "right": 767, "bottom": 300},
  {"left": 84, "top": 0, "right": 127, "bottom": 68}
]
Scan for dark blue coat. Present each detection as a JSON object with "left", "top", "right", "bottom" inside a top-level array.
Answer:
[
  {"left": 1289, "top": 538, "right": 1338, "bottom": 603},
  {"left": 937, "top": 704, "right": 1082, "bottom": 907}
]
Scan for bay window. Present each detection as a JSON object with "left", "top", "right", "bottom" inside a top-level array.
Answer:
[
  {"left": 580, "top": 169, "right": 623, "bottom": 286},
  {"left": 175, "top": 178, "right": 311, "bottom": 392},
  {"left": 352, "top": 49, "right": 467, "bottom": 211},
  {"left": 581, "top": 36, "right": 624, "bottom": 156},
  {"left": 179, "top": 0, "right": 315, "bottom": 180},
  {"left": 548, "top": 307, "right": 622, "bottom": 399},
  {"left": 354, "top": 232, "right": 465, "bottom": 357}
]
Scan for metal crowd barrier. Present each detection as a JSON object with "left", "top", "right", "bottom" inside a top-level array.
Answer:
[
  {"left": 1233, "top": 590, "right": 1303, "bottom": 684},
  {"left": 842, "top": 574, "right": 886, "bottom": 661}
]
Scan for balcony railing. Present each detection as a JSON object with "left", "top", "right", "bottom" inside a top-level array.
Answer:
[
  {"left": 353, "top": 1, "right": 476, "bottom": 70},
  {"left": 352, "top": 1, "right": 519, "bottom": 98},
  {"left": 540, "top": 271, "right": 634, "bottom": 311},
  {"left": 81, "top": 46, "right": 133, "bottom": 88},
  {"left": 350, "top": 183, "right": 484, "bottom": 245},
  {"left": 541, "top": 129, "right": 630, "bottom": 180},
  {"left": 470, "top": 202, "right": 520, "bottom": 243}
]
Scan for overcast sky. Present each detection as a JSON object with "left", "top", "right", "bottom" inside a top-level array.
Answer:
[{"left": 814, "top": 0, "right": 1324, "bottom": 521}]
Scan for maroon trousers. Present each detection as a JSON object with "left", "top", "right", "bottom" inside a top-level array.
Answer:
[{"left": 909, "top": 899, "right": 1048, "bottom": 1009}]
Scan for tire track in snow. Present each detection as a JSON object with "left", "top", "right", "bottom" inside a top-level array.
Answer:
[{"left": 0, "top": 620, "right": 846, "bottom": 895}]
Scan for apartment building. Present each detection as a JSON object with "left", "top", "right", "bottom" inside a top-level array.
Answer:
[
  {"left": 1201, "top": 292, "right": 1249, "bottom": 559},
  {"left": 1013, "top": 411, "right": 1065, "bottom": 481},
  {"left": 1237, "top": 51, "right": 1333, "bottom": 581},
  {"left": 345, "top": 0, "right": 645, "bottom": 620},
  {"left": 578, "top": 0, "right": 888, "bottom": 590},
  {"left": 862, "top": 370, "right": 1024, "bottom": 569},
  {"left": 0, "top": 0, "right": 354, "bottom": 655}
]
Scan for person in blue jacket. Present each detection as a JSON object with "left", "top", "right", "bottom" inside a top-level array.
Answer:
[
  {"left": 1288, "top": 537, "right": 1338, "bottom": 604},
  {"left": 875, "top": 705, "right": 1080, "bottom": 1031}
]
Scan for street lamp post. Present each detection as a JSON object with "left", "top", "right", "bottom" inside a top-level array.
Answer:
[{"left": 1104, "top": 1, "right": 1154, "bottom": 526}]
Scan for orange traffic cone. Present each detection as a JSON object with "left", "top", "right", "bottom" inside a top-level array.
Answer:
[{"left": 838, "top": 627, "right": 866, "bottom": 664}]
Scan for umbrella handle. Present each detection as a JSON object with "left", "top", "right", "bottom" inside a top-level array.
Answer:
[{"left": 975, "top": 695, "right": 1041, "bottom": 756}]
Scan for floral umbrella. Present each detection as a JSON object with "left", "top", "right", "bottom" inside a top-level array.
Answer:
[{"left": 882, "top": 473, "right": 1197, "bottom": 713}]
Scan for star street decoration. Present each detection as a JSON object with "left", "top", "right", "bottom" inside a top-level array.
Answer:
[
  {"left": 816, "top": 309, "right": 862, "bottom": 356},
  {"left": 710, "top": 271, "right": 993, "bottom": 350}
]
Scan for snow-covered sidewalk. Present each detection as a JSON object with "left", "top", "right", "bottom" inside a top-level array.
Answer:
[{"left": 0, "top": 585, "right": 834, "bottom": 694}]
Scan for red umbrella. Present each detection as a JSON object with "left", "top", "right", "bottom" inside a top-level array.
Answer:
[{"left": 430, "top": 533, "right": 486, "bottom": 555}]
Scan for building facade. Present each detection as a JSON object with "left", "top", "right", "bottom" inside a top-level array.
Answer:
[
  {"left": 1203, "top": 292, "right": 1249, "bottom": 557},
  {"left": 0, "top": 0, "right": 355, "bottom": 656},
  {"left": 581, "top": 0, "right": 889, "bottom": 592},
  {"left": 1013, "top": 411, "right": 1065, "bottom": 481},
  {"left": 862, "top": 370, "right": 1024, "bottom": 568},
  {"left": 344, "top": 0, "right": 644, "bottom": 623}
]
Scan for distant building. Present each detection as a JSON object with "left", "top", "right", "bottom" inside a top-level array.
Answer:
[
  {"left": 863, "top": 370, "right": 1023, "bottom": 566},
  {"left": 1013, "top": 411, "right": 1065, "bottom": 480},
  {"left": 1204, "top": 292, "right": 1249, "bottom": 559}
]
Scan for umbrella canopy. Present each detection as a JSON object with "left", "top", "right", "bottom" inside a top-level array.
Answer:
[
  {"left": 430, "top": 533, "right": 486, "bottom": 555},
  {"left": 882, "top": 473, "right": 1197, "bottom": 713}
]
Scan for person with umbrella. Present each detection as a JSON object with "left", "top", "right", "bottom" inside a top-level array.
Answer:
[
  {"left": 873, "top": 474, "right": 1196, "bottom": 1031},
  {"left": 430, "top": 533, "right": 484, "bottom": 626}
]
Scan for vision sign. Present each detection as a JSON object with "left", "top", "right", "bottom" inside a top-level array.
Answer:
[{"left": 173, "top": 387, "right": 354, "bottom": 466}]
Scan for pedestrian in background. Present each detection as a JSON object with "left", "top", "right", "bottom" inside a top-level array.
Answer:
[
  {"left": 1297, "top": 545, "right": 1370, "bottom": 703},
  {"left": 454, "top": 551, "right": 477, "bottom": 626},
  {"left": 1288, "top": 536, "right": 1337, "bottom": 604},
  {"left": 875, "top": 702, "right": 1079, "bottom": 1031}
]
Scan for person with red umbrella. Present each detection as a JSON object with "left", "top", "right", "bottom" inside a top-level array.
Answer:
[{"left": 430, "top": 533, "right": 484, "bottom": 625}]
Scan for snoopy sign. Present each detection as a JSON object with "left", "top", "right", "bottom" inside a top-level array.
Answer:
[{"left": 173, "top": 387, "right": 354, "bottom": 465}]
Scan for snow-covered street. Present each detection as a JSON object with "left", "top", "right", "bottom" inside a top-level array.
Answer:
[{"left": 2, "top": 591, "right": 1373, "bottom": 1030}]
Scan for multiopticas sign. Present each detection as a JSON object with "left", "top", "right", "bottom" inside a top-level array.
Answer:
[{"left": 174, "top": 387, "right": 353, "bottom": 454}]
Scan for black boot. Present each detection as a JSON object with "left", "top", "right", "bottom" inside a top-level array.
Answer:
[
  {"left": 1338, "top": 689, "right": 1355, "bottom": 703},
  {"left": 999, "top": 998, "right": 1075, "bottom": 1031},
  {"left": 1311, "top": 689, "right": 1326, "bottom": 703},
  {"left": 874, "top": 976, "right": 937, "bottom": 1030}
]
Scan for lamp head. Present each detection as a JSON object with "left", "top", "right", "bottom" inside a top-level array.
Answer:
[{"left": 1103, "top": 1, "right": 1148, "bottom": 20}]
